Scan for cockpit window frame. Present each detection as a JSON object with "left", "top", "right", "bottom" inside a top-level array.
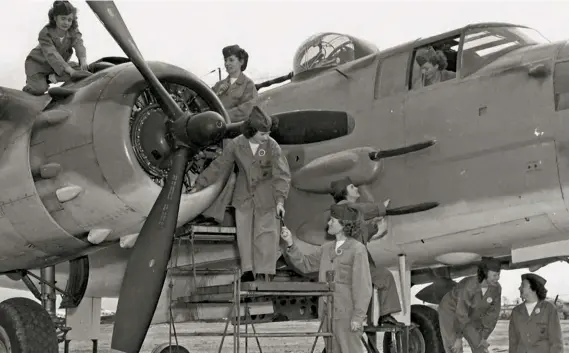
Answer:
[
  {"left": 459, "top": 25, "right": 549, "bottom": 78},
  {"left": 406, "top": 31, "right": 465, "bottom": 91}
]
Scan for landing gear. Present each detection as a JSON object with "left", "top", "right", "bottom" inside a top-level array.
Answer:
[
  {"left": 152, "top": 343, "right": 190, "bottom": 353},
  {"left": 0, "top": 297, "right": 58, "bottom": 353},
  {"left": 3, "top": 256, "right": 90, "bottom": 350},
  {"left": 382, "top": 305, "right": 443, "bottom": 353}
]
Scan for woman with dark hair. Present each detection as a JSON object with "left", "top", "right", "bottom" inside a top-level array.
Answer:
[
  {"left": 23, "top": 1, "right": 91, "bottom": 95},
  {"left": 437, "top": 257, "right": 502, "bottom": 353},
  {"left": 329, "top": 176, "right": 402, "bottom": 326},
  {"left": 193, "top": 105, "right": 290, "bottom": 282},
  {"left": 212, "top": 44, "right": 258, "bottom": 122},
  {"left": 414, "top": 46, "right": 456, "bottom": 88},
  {"left": 280, "top": 203, "right": 372, "bottom": 353},
  {"left": 508, "top": 273, "right": 563, "bottom": 353}
]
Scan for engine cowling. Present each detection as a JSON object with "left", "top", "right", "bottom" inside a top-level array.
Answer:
[{"left": 14, "top": 62, "right": 229, "bottom": 266}]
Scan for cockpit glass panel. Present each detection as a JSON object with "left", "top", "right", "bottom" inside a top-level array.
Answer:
[
  {"left": 292, "top": 33, "right": 378, "bottom": 76},
  {"left": 460, "top": 26, "right": 549, "bottom": 77}
]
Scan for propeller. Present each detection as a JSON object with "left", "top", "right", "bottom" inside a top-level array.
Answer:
[{"left": 86, "top": 2, "right": 229, "bottom": 352}]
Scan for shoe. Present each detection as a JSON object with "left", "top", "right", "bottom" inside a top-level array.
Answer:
[
  {"left": 255, "top": 274, "right": 273, "bottom": 282},
  {"left": 240, "top": 271, "right": 255, "bottom": 282},
  {"left": 378, "top": 314, "right": 403, "bottom": 326},
  {"left": 191, "top": 215, "right": 220, "bottom": 226}
]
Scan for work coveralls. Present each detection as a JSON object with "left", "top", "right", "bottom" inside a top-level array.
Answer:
[
  {"left": 438, "top": 276, "right": 502, "bottom": 353},
  {"left": 337, "top": 200, "right": 402, "bottom": 317},
  {"left": 194, "top": 135, "right": 291, "bottom": 275},
  {"left": 212, "top": 72, "right": 258, "bottom": 123},
  {"left": 23, "top": 25, "right": 86, "bottom": 95},
  {"left": 508, "top": 300, "right": 563, "bottom": 353},
  {"left": 285, "top": 238, "right": 373, "bottom": 353}
]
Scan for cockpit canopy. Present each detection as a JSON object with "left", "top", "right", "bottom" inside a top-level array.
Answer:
[{"left": 292, "top": 32, "right": 379, "bottom": 77}]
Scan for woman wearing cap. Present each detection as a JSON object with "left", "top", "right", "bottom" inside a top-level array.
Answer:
[
  {"left": 281, "top": 203, "right": 373, "bottom": 353},
  {"left": 212, "top": 44, "right": 258, "bottom": 122},
  {"left": 413, "top": 46, "right": 456, "bottom": 88},
  {"left": 193, "top": 105, "right": 290, "bottom": 282},
  {"left": 438, "top": 257, "right": 502, "bottom": 353},
  {"left": 509, "top": 273, "right": 563, "bottom": 353},
  {"left": 329, "top": 176, "right": 402, "bottom": 326}
]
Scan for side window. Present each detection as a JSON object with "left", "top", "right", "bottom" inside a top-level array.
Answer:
[
  {"left": 409, "top": 35, "right": 461, "bottom": 90},
  {"left": 376, "top": 52, "right": 410, "bottom": 98}
]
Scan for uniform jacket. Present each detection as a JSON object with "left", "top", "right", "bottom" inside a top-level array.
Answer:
[
  {"left": 285, "top": 238, "right": 373, "bottom": 325},
  {"left": 194, "top": 134, "right": 290, "bottom": 210},
  {"left": 508, "top": 300, "right": 563, "bottom": 353},
  {"left": 26, "top": 25, "right": 86, "bottom": 77},
  {"left": 440, "top": 276, "right": 502, "bottom": 345},
  {"left": 212, "top": 73, "right": 258, "bottom": 122}
]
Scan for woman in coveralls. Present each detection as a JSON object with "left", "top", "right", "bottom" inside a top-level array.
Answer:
[
  {"left": 193, "top": 105, "right": 291, "bottom": 282},
  {"left": 508, "top": 273, "right": 563, "bottom": 353},
  {"left": 438, "top": 257, "right": 502, "bottom": 353},
  {"left": 212, "top": 44, "right": 258, "bottom": 122},
  {"left": 329, "top": 176, "right": 402, "bottom": 326},
  {"left": 280, "top": 203, "right": 373, "bottom": 353},
  {"left": 23, "top": 1, "right": 90, "bottom": 95}
]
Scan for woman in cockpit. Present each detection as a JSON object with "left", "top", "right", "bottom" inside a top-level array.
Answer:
[
  {"left": 414, "top": 46, "right": 456, "bottom": 88},
  {"left": 212, "top": 45, "right": 258, "bottom": 122}
]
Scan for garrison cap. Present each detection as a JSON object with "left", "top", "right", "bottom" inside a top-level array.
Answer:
[
  {"left": 330, "top": 203, "right": 359, "bottom": 222},
  {"left": 330, "top": 177, "right": 353, "bottom": 199},
  {"left": 522, "top": 273, "right": 547, "bottom": 287},
  {"left": 480, "top": 257, "right": 501, "bottom": 272},
  {"left": 248, "top": 105, "right": 272, "bottom": 132},
  {"left": 222, "top": 44, "right": 249, "bottom": 71}
]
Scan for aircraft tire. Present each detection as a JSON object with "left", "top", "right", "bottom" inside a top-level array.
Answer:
[
  {"left": 152, "top": 343, "right": 191, "bottom": 353},
  {"left": 383, "top": 304, "right": 442, "bottom": 353},
  {"left": 0, "top": 297, "right": 58, "bottom": 353}
]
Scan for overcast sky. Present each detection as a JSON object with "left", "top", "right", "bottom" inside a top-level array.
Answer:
[{"left": 2, "top": 0, "right": 569, "bottom": 309}]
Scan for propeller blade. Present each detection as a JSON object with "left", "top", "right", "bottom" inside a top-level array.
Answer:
[
  {"left": 385, "top": 202, "right": 439, "bottom": 216},
  {"left": 111, "top": 148, "right": 190, "bottom": 353},
  {"left": 86, "top": 1, "right": 184, "bottom": 122},
  {"left": 369, "top": 139, "right": 436, "bottom": 160}
]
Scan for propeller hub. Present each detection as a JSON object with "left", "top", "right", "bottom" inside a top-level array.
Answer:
[{"left": 172, "top": 111, "right": 227, "bottom": 148}]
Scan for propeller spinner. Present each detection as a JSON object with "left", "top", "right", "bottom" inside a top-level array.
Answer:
[{"left": 86, "top": 2, "right": 230, "bottom": 352}]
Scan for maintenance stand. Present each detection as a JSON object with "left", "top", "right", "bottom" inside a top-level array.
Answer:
[{"left": 157, "top": 223, "right": 410, "bottom": 353}]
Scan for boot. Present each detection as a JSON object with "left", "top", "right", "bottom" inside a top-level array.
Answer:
[
  {"left": 240, "top": 271, "right": 255, "bottom": 282},
  {"left": 255, "top": 274, "right": 273, "bottom": 282},
  {"left": 378, "top": 314, "right": 404, "bottom": 326}
]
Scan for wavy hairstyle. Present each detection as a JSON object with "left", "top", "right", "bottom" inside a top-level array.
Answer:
[{"left": 47, "top": 1, "right": 79, "bottom": 31}]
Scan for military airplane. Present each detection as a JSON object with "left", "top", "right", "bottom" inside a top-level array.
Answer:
[{"left": 0, "top": 1, "right": 568, "bottom": 353}]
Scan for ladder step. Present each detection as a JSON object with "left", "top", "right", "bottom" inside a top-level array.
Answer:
[
  {"left": 364, "top": 325, "right": 405, "bottom": 333},
  {"left": 178, "top": 281, "right": 332, "bottom": 304}
]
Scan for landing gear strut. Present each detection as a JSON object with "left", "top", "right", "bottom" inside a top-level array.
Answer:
[{"left": 20, "top": 266, "right": 71, "bottom": 342}]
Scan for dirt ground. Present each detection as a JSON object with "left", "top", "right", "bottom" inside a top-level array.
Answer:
[{"left": 61, "top": 320, "right": 569, "bottom": 353}]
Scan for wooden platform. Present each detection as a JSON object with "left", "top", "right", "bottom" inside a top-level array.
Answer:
[
  {"left": 175, "top": 225, "right": 237, "bottom": 243},
  {"left": 178, "top": 280, "right": 332, "bottom": 304}
]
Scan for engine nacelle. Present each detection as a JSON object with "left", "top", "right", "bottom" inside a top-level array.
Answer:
[{"left": 0, "top": 62, "right": 228, "bottom": 271}]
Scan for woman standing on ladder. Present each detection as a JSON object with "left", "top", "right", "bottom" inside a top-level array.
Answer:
[{"left": 192, "top": 106, "right": 291, "bottom": 282}]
